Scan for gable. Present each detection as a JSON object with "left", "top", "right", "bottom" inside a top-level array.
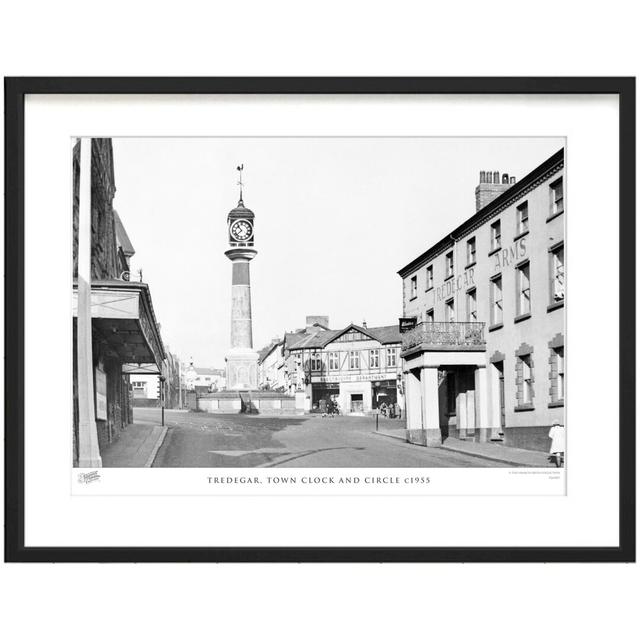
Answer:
[{"left": 329, "top": 328, "right": 374, "bottom": 344}]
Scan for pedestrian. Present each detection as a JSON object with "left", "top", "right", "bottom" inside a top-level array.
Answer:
[{"left": 548, "top": 419, "right": 565, "bottom": 467}]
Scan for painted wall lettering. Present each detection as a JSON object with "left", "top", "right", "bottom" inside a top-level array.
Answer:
[
  {"left": 435, "top": 268, "right": 475, "bottom": 302},
  {"left": 494, "top": 237, "right": 527, "bottom": 271}
]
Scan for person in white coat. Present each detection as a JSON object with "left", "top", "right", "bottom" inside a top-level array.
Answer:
[{"left": 548, "top": 420, "right": 565, "bottom": 467}]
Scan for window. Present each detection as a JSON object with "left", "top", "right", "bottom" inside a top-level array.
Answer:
[
  {"left": 426, "top": 265, "right": 433, "bottom": 290},
  {"left": 516, "top": 261, "right": 531, "bottom": 317},
  {"left": 386, "top": 348, "right": 397, "bottom": 368},
  {"left": 310, "top": 352, "right": 322, "bottom": 371},
  {"left": 550, "top": 244, "right": 565, "bottom": 302},
  {"left": 490, "top": 275, "right": 503, "bottom": 325},
  {"left": 349, "top": 350, "right": 360, "bottom": 369},
  {"left": 425, "top": 308, "right": 434, "bottom": 323},
  {"left": 328, "top": 352, "right": 339, "bottom": 371},
  {"left": 445, "top": 251, "right": 454, "bottom": 278},
  {"left": 519, "top": 355, "right": 534, "bottom": 405},
  {"left": 410, "top": 275, "right": 417, "bottom": 298},
  {"left": 445, "top": 298, "right": 455, "bottom": 322},
  {"left": 490, "top": 219, "right": 501, "bottom": 251},
  {"left": 369, "top": 349, "right": 379, "bottom": 368},
  {"left": 466, "top": 237, "right": 476, "bottom": 265},
  {"left": 517, "top": 201, "right": 529, "bottom": 235},
  {"left": 550, "top": 178, "right": 564, "bottom": 216},
  {"left": 466, "top": 288, "right": 477, "bottom": 321}
]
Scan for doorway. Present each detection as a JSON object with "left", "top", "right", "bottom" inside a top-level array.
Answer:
[
  {"left": 495, "top": 361, "right": 506, "bottom": 432},
  {"left": 350, "top": 393, "right": 364, "bottom": 413}
]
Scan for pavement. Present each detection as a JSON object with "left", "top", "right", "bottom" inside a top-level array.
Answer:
[
  {"left": 124, "top": 408, "right": 550, "bottom": 468},
  {"left": 100, "top": 421, "right": 168, "bottom": 468},
  {"left": 374, "top": 426, "right": 554, "bottom": 467},
  {"left": 439, "top": 437, "right": 553, "bottom": 467}
]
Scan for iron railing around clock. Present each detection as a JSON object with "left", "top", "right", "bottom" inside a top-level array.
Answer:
[{"left": 401, "top": 321, "right": 486, "bottom": 351}]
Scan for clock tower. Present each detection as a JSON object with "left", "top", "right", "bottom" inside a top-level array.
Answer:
[{"left": 224, "top": 165, "right": 259, "bottom": 390}]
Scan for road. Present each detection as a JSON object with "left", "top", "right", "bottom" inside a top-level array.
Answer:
[{"left": 136, "top": 408, "right": 512, "bottom": 468}]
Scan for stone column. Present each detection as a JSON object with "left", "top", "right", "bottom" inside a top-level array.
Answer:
[
  {"left": 466, "top": 388, "right": 476, "bottom": 436},
  {"left": 230, "top": 258, "right": 254, "bottom": 349},
  {"left": 405, "top": 369, "right": 422, "bottom": 439},
  {"left": 225, "top": 248, "right": 258, "bottom": 390},
  {"left": 420, "top": 366, "right": 442, "bottom": 446},
  {"left": 474, "top": 365, "right": 490, "bottom": 442},
  {"left": 488, "top": 363, "right": 503, "bottom": 440},
  {"left": 456, "top": 389, "right": 467, "bottom": 439}
]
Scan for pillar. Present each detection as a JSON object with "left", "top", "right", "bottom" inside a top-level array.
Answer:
[
  {"left": 488, "top": 363, "right": 503, "bottom": 440},
  {"left": 225, "top": 249, "right": 259, "bottom": 390},
  {"left": 404, "top": 368, "right": 422, "bottom": 442},
  {"left": 474, "top": 365, "right": 491, "bottom": 442},
  {"left": 420, "top": 366, "right": 442, "bottom": 446},
  {"left": 466, "top": 388, "right": 476, "bottom": 436},
  {"left": 77, "top": 138, "right": 102, "bottom": 468},
  {"left": 456, "top": 388, "right": 467, "bottom": 439}
]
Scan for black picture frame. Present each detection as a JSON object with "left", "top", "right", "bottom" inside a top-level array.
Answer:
[{"left": 4, "top": 76, "right": 635, "bottom": 563}]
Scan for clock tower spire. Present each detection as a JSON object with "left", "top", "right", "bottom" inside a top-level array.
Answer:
[{"left": 224, "top": 165, "right": 259, "bottom": 390}]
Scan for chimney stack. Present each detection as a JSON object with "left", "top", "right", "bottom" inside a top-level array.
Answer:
[
  {"left": 305, "top": 315, "right": 330, "bottom": 334},
  {"left": 475, "top": 170, "right": 515, "bottom": 211}
]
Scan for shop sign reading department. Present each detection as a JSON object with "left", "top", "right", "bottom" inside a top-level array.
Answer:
[{"left": 317, "top": 373, "right": 390, "bottom": 383}]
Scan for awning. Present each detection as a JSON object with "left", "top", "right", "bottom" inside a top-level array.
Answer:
[{"left": 73, "top": 280, "right": 166, "bottom": 371}]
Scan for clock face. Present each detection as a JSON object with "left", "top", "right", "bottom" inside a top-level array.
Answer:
[{"left": 230, "top": 219, "right": 253, "bottom": 241}]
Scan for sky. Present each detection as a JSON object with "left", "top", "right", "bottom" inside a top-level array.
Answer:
[{"left": 111, "top": 137, "right": 563, "bottom": 367}]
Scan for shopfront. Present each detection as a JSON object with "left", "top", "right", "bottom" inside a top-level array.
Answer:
[
  {"left": 72, "top": 279, "right": 166, "bottom": 462},
  {"left": 311, "top": 382, "right": 340, "bottom": 412}
]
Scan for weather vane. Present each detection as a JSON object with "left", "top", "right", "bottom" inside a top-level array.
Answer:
[{"left": 237, "top": 164, "right": 244, "bottom": 203}]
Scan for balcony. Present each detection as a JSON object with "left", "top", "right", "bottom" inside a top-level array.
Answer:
[{"left": 401, "top": 321, "right": 486, "bottom": 354}]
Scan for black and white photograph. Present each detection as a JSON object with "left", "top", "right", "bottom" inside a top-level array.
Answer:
[
  {"left": 6, "top": 76, "right": 632, "bottom": 563},
  {"left": 72, "top": 136, "right": 566, "bottom": 474}
]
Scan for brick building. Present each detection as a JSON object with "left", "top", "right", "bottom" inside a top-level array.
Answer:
[
  {"left": 398, "top": 148, "right": 565, "bottom": 451},
  {"left": 72, "top": 138, "right": 166, "bottom": 465}
]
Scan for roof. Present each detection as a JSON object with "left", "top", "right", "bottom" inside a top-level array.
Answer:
[
  {"left": 227, "top": 200, "right": 255, "bottom": 220},
  {"left": 366, "top": 325, "right": 403, "bottom": 344},
  {"left": 293, "top": 329, "right": 342, "bottom": 349},
  {"left": 283, "top": 330, "right": 308, "bottom": 350},
  {"left": 289, "top": 323, "right": 401, "bottom": 350},
  {"left": 397, "top": 148, "right": 565, "bottom": 277},
  {"left": 113, "top": 210, "right": 135, "bottom": 257},
  {"left": 258, "top": 339, "right": 283, "bottom": 363}
]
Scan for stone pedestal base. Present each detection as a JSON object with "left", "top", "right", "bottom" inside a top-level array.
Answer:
[
  {"left": 225, "top": 350, "right": 259, "bottom": 390},
  {"left": 407, "top": 428, "right": 443, "bottom": 447}
]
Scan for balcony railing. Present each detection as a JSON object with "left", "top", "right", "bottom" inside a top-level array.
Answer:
[{"left": 402, "top": 321, "right": 486, "bottom": 351}]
